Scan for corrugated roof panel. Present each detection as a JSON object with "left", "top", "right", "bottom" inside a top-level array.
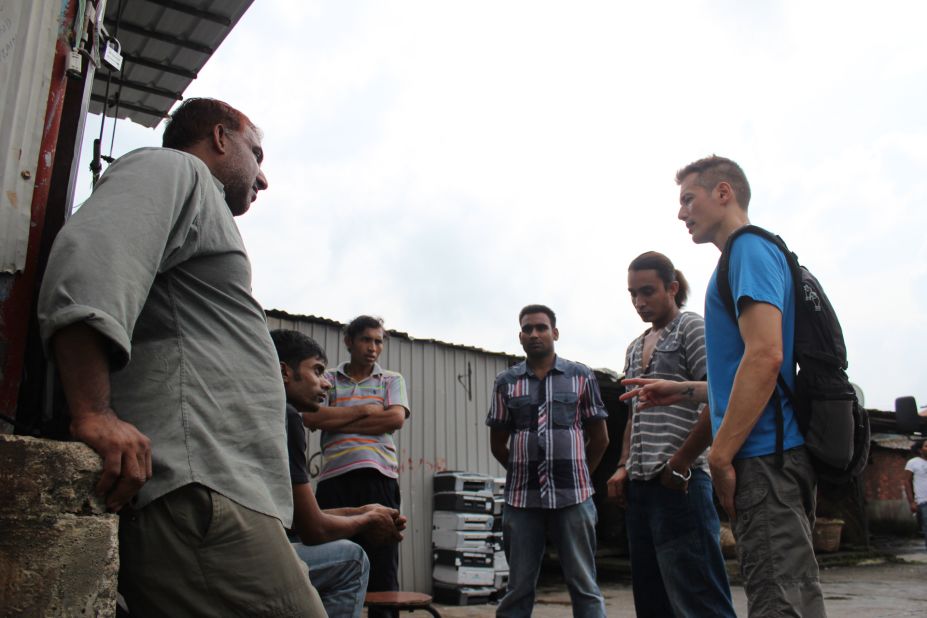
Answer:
[{"left": 89, "top": 0, "right": 254, "bottom": 128}]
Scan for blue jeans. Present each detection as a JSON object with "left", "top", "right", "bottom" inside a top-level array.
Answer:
[
  {"left": 497, "top": 498, "right": 605, "bottom": 618},
  {"left": 626, "top": 469, "right": 736, "bottom": 618},
  {"left": 292, "top": 539, "right": 370, "bottom": 618}
]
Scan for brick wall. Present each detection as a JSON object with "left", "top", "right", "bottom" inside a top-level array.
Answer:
[
  {"left": 864, "top": 447, "right": 909, "bottom": 502},
  {"left": 863, "top": 444, "right": 919, "bottom": 534}
]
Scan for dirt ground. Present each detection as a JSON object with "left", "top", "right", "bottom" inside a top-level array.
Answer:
[{"left": 418, "top": 540, "right": 927, "bottom": 618}]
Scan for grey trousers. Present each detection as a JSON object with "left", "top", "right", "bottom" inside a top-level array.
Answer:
[
  {"left": 119, "top": 483, "right": 327, "bottom": 617},
  {"left": 733, "top": 446, "right": 827, "bottom": 618}
]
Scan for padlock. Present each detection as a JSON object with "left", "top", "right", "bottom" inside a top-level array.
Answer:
[
  {"left": 67, "top": 49, "right": 83, "bottom": 76},
  {"left": 102, "top": 37, "right": 123, "bottom": 72}
]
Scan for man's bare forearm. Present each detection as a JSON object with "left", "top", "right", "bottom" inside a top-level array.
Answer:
[
  {"left": 618, "top": 413, "right": 632, "bottom": 466},
  {"left": 652, "top": 380, "right": 707, "bottom": 405},
  {"left": 585, "top": 420, "right": 609, "bottom": 474},
  {"left": 53, "top": 323, "right": 112, "bottom": 417},
  {"left": 294, "top": 487, "right": 403, "bottom": 546},
  {"left": 711, "top": 302, "right": 784, "bottom": 466},
  {"left": 336, "top": 406, "right": 407, "bottom": 435},
  {"left": 677, "top": 381, "right": 708, "bottom": 404},
  {"left": 305, "top": 512, "right": 368, "bottom": 544},
  {"left": 292, "top": 484, "right": 367, "bottom": 544},
  {"left": 302, "top": 405, "right": 373, "bottom": 431},
  {"left": 669, "top": 405, "right": 713, "bottom": 471},
  {"left": 490, "top": 428, "right": 510, "bottom": 469},
  {"left": 606, "top": 416, "right": 632, "bottom": 507},
  {"left": 324, "top": 506, "right": 368, "bottom": 517},
  {"left": 904, "top": 471, "right": 916, "bottom": 508},
  {"left": 620, "top": 378, "right": 708, "bottom": 408},
  {"left": 711, "top": 350, "right": 779, "bottom": 464},
  {"left": 52, "top": 322, "right": 152, "bottom": 510}
]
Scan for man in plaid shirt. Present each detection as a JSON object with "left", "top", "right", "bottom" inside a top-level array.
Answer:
[{"left": 486, "top": 304, "right": 609, "bottom": 618}]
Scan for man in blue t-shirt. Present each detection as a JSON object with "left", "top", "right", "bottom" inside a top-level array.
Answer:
[
  {"left": 626, "top": 156, "right": 826, "bottom": 617},
  {"left": 676, "top": 156, "right": 825, "bottom": 617}
]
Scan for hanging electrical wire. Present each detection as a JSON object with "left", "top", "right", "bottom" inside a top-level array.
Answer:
[
  {"left": 108, "top": 0, "right": 127, "bottom": 160},
  {"left": 89, "top": 0, "right": 126, "bottom": 186}
]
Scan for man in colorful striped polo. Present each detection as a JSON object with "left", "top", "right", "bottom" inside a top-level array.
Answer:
[
  {"left": 303, "top": 315, "right": 410, "bottom": 612},
  {"left": 486, "top": 304, "right": 609, "bottom": 618}
]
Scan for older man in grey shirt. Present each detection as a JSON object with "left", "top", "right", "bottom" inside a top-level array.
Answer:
[{"left": 38, "top": 98, "right": 325, "bottom": 617}]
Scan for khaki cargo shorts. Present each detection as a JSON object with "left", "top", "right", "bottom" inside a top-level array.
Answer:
[{"left": 732, "top": 447, "right": 826, "bottom": 618}]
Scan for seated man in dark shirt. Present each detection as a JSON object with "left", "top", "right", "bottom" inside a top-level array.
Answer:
[{"left": 271, "top": 329, "right": 407, "bottom": 618}]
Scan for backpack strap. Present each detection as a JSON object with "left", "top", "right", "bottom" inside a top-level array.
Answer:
[
  {"left": 770, "top": 389, "right": 784, "bottom": 467},
  {"left": 717, "top": 225, "right": 798, "bottom": 320},
  {"left": 717, "top": 225, "right": 800, "bottom": 467}
]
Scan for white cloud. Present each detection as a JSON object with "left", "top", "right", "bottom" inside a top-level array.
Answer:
[{"left": 75, "top": 0, "right": 927, "bottom": 410}]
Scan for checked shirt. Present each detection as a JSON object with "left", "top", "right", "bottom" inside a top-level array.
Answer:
[{"left": 486, "top": 356, "right": 608, "bottom": 509}]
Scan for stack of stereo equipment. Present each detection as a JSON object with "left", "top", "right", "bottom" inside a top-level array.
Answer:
[{"left": 431, "top": 471, "right": 499, "bottom": 605}]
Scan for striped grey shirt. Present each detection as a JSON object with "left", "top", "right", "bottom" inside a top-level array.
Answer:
[{"left": 624, "top": 311, "right": 708, "bottom": 481}]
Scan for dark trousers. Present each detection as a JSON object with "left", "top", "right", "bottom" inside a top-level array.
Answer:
[
  {"left": 316, "top": 468, "right": 401, "bottom": 610},
  {"left": 626, "top": 470, "right": 735, "bottom": 618}
]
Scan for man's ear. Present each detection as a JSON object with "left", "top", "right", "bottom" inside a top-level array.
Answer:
[
  {"left": 280, "top": 361, "right": 291, "bottom": 384},
  {"left": 716, "top": 181, "right": 733, "bottom": 206},
  {"left": 344, "top": 335, "right": 352, "bottom": 352},
  {"left": 552, "top": 327, "right": 560, "bottom": 342},
  {"left": 211, "top": 124, "right": 229, "bottom": 154}
]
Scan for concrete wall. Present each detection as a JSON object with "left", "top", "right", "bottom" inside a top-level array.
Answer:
[{"left": 0, "top": 434, "right": 118, "bottom": 616}]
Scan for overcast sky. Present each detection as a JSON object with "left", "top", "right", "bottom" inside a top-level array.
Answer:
[{"left": 75, "top": 0, "right": 927, "bottom": 411}]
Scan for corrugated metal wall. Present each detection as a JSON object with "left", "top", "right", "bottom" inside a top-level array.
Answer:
[
  {"left": 0, "top": 0, "right": 59, "bottom": 273},
  {"left": 266, "top": 311, "right": 517, "bottom": 593}
]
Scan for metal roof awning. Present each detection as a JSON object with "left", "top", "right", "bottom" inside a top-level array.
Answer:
[{"left": 89, "top": 0, "right": 254, "bottom": 128}]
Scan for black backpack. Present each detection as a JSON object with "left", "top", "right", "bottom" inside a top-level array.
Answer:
[{"left": 717, "top": 225, "right": 870, "bottom": 484}]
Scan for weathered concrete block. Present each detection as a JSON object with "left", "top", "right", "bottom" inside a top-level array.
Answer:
[
  {"left": 0, "top": 514, "right": 119, "bottom": 616},
  {"left": 0, "top": 434, "right": 117, "bottom": 616},
  {"left": 0, "top": 435, "right": 106, "bottom": 517}
]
